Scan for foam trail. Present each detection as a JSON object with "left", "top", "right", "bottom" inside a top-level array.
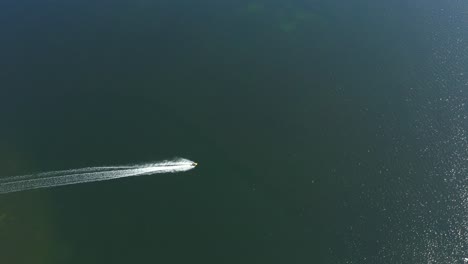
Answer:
[{"left": 0, "top": 158, "right": 197, "bottom": 194}]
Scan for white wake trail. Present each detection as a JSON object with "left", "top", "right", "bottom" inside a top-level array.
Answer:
[{"left": 0, "top": 158, "right": 197, "bottom": 194}]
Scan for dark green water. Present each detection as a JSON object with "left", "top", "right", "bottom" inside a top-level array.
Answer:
[{"left": 1, "top": 0, "right": 468, "bottom": 263}]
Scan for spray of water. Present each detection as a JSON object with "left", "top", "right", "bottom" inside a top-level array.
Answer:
[{"left": 0, "top": 158, "right": 197, "bottom": 194}]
